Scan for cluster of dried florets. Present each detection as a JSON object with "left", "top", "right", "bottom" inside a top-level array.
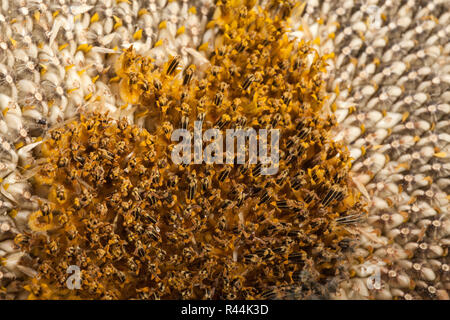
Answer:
[
  {"left": 16, "top": 0, "right": 365, "bottom": 299},
  {"left": 297, "top": 0, "right": 449, "bottom": 300}
]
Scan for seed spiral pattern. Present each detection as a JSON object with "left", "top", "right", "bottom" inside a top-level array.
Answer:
[{"left": 0, "top": 0, "right": 448, "bottom": 300}]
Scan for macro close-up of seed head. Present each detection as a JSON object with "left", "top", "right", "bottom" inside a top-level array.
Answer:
[{"left": 0, "top": 0, "right": 448, "bottom": 301}]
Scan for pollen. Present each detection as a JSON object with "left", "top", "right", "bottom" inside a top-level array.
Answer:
[{"left": 16, "top": 0, "right": 365, "bottom": 300}]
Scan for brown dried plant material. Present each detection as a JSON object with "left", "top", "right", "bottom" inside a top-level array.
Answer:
[{"left": 17, "top": 0, "right": 366, "bottom": 299}]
